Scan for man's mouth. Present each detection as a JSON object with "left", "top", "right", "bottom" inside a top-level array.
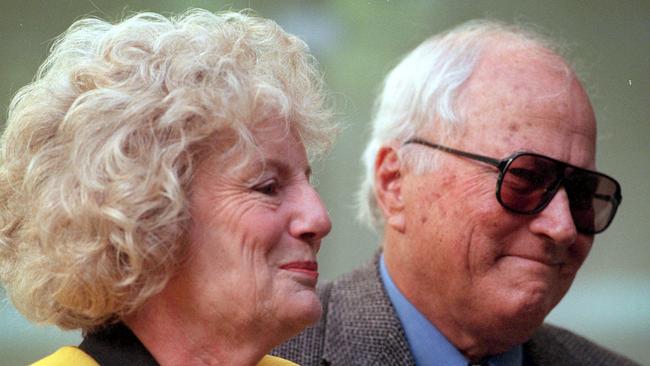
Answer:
[{"left": 499, "top": 254, "right": 564, "bottom": 267}]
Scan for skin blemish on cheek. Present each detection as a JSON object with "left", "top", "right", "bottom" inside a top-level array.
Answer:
[
  {"left": 508, "top": 123, "right": 520, "bottom": 132},
  {"left": 440, "top": 173, "right": 457, "bottom": 188},
  {"left": 437, "top": 206, "right": 448, "bottom": 218}
]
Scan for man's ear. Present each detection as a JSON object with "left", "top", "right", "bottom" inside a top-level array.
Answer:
[{"left": 374, "top": 145, "right": 406, "bottom": 233}]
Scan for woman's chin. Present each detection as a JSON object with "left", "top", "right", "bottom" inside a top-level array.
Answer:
[{"left": 277, "top": 289, "right": 323, "bottom": 332}]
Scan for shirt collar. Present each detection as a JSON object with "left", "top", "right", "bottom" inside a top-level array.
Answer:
[
  {"left": 79, "top": 322, "right": 159, "bottom": 366},
  {"left": 379, "top": 254, "right": 522, "bottom": 366}
]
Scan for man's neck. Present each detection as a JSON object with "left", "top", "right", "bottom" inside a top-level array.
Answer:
[{"left": 383, "top": 239, "right": 524, "bottom": 361}]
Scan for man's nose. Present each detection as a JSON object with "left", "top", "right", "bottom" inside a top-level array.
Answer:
[{"left": 528, "top": 187, "right": 578, "bottom": 246}]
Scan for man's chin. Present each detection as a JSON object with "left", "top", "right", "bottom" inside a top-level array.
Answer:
[
  {"left": 474, "top": 291, "right": 556, "bottom": 345},
  {"left": 468, "top": 312, "right": 543, "bottom": 357},
  {"left": 499, "top": 277, "right": 565, "bottom": 317},
  {"left": 494, "top": 300, "right": 552, "bottom": 342}
]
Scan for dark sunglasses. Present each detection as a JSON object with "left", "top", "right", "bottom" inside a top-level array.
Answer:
[{"left": 404, "top": 138, "right": 622, "bottom": 234}]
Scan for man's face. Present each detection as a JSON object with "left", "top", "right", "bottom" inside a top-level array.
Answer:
[{"left": 388, "top": 46, "right": 597, "bottom": 352}]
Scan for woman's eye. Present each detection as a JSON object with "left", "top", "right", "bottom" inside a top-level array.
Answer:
[{"left": 254, "top": 180, "right": 280, "bottom": 196}]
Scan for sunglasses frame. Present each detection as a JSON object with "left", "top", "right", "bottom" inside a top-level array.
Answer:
[{"left": 403, "top": 137, "right": 622, "bottom": 234}]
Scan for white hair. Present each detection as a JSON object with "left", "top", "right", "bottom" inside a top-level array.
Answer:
[{"left": 357, "top": 19, "right": 564, "bottom": 229}]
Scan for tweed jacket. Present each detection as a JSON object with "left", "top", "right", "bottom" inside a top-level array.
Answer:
[{"left": 272, "top": 254, "right": 639, "bottom": 366}]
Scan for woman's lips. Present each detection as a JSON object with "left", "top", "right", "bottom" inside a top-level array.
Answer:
[{"left": 280, "top": 261, "right": 319, "bottom": 281}]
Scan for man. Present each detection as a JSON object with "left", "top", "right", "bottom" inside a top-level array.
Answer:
[{"left": 273, "top": 20, "right": 637, "bottom": 366}]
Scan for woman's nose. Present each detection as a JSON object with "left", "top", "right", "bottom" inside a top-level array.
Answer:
[{"left": 289, "top": 183, "right": 332, "bottom": 244}]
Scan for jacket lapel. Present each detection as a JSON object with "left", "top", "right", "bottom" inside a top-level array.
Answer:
[{"left": 322, "top": 253, "right": 416, "bottom": 366}]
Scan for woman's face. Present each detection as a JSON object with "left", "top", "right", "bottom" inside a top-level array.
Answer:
[{"left": 171, "top": 122, "right": 331, "bottom": 340}]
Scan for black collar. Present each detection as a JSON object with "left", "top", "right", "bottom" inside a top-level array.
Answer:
[{"left": 79, "top": 322, "right": 159, "bottom": 366}]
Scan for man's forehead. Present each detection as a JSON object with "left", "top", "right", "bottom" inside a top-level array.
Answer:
[
  {"left": 457, "top": 41, "right": 591, "bottom": 117},
  {"left": 442, "top": 41, "right": 596, "bottom": 163},
  {"left": 474, "top": 43, "right": 572, "bottom": 92}
]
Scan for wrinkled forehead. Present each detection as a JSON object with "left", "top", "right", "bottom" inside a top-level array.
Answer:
[
  {"left": 450, "top": 42, "right": 597, "bottom": 167},
  {"left": 193, "top": 117, "right": 303, "bottom": 173}
]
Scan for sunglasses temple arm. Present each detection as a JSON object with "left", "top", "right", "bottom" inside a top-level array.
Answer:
[{"left": 404, "top": 138, "right": 502, "bottom": 168}]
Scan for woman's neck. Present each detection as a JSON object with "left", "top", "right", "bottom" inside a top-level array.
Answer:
[{"left": 124, "top": 292, "right": 275, "bottom": 366}]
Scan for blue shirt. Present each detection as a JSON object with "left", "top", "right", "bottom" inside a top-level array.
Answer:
[{"left": 379, "top": 255, "right": 522, "bottom": 366}]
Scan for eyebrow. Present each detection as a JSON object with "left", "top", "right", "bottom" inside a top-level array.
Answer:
[{"left": 262, "top": 158, "right": 312, "bottom": 179}]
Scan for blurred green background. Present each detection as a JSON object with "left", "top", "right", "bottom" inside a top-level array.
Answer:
[{"left": 1, "top": 1, "right": 648, "bottom": 365}]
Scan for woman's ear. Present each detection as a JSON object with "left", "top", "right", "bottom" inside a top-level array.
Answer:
[{"left": 374, "top": 145, "right": 405, "bottom": 232}]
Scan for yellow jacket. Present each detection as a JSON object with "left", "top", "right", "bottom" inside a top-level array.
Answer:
[{"left": 31, "top": 346, "right": 299, "bottom": 366}]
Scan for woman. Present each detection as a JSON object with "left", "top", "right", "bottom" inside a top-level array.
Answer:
[{"left": 0, "top": 9, "right": 336, "bottom": 366}]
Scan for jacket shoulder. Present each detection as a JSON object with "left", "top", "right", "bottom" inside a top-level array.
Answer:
[
  {"left": 525, "top": 323, "right": 640, "bottom": 366},
  {"left": 273, "top": 255, "right": 414, "bottom": 366}
]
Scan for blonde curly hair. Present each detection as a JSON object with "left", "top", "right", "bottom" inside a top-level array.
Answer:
[{"left": 0, "top": 9, "right": 335, "bottom": 332}]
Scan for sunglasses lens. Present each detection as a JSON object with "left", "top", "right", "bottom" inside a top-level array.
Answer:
[
  {"left": 499, "top": 154, "right": 559, "bottom": 212},
  {"left": 565, "top": 172, "right": 620, "bottom": 234},
  {"left": 499, "top": 154, "right": 621, "bottom": 234}
]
